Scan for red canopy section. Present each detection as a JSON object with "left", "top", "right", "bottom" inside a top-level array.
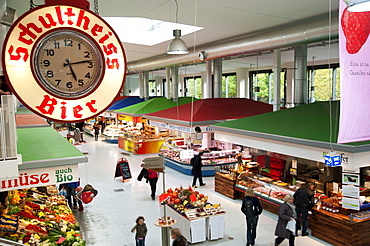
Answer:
[{"left": 144, "top": 98, "right": 273, "bottom": 125}]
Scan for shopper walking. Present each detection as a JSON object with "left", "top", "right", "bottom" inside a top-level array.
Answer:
[
  {"left": 293, "top": 182, "right": 314, "bottom": 236},
  {"left": 93, "top": 123, "right": 100, "bottom": 141},
  {"left": 275, "top": 194, "right": 296, "bottom": 246},
  {"left": 147, "top": 169, "right": 158, "bottom": 200},
  {"left": 191, "top": 151, "right": 205, "bottom": 188},
  {"left": 241, "top": 187, "right": 263, "bottom": 246},
  {"left": 131, "top": 216, "right": 147, "bottom": 246},
  {"left": 62, "top": 181, "right": 79, "bottom": 209},
  {"left": 171, "top": 228, "right": 188, "bottom": 246}
]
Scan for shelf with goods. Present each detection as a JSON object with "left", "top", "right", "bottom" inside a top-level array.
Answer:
[
  {"left": 0, "top": 187, "right": 85, "bottom": 246},
  {"left": 158, "top": 144, "right": 239, "bottom": 176},
  {"left": 160, "top": 186, "right": 225, "bottom": 243},
  {"left": 258, "top": 155, "right": 285, "bottom": 181}
]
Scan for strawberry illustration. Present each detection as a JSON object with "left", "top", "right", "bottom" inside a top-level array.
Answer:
[{"left": 341, "top": 2, "right": 370, "bottom": 54}]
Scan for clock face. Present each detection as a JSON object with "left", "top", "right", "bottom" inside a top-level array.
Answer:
[{"left": 33, "top": 30, "right": 104, "bottom": 99}]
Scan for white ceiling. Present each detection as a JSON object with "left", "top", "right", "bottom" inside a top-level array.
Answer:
[{"left": 7, "top": 0, "right": 339, "bottom": 75}]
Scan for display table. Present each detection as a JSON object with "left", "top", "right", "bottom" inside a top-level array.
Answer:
[
  {"left": 165, "top": 205, "right": 225, "bottom": 243},
  {"left": 102, "top": 134, "right": 119, "bottom": 143},
  {"left": 166, "top": 206, "right": 206, "bottom": 243},
  {"left": 215, "top": 172, "right": 238, "bottom": 199},
  {"left": 311, "top": 209, "right": 370, "bottom": 246},
  {"left": 206, "top": 214, "right": 225, "bottom": 240},
  {"left": 118, "top": 136, "right": 165, "bottom": 155},
  {"left": 74, "top": 143, "right": 89, "bottom": 154}
]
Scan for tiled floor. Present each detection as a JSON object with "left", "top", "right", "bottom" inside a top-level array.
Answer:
[{"left": 75, "top": 135, "right": 332, "bottom": 246}]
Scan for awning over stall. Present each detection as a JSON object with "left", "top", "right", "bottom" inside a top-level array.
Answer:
[
  {"left": 144, "top": 98, "right": 273, "bottom": 126},
  {"left": 114, "top": 97, "right": 197, "bottom": 117},
  {"left": 17, "top": 126, "right": 87, "bottom": 170},
  {"left": 107, "top": 96, "right": 144, "bottom": 111}
]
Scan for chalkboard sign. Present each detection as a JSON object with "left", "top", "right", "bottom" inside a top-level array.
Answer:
[{"left": 114, "top": 158, "right": 132, "bottom": 181}]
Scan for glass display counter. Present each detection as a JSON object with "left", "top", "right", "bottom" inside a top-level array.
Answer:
[{"left": 158, "top": 144, "right": 238, "bottom": 176}]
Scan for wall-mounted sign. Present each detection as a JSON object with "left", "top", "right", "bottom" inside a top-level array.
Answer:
[
  {"left": 180, "top": 149, "right": 194, "bottom": 160},
  {"left": 324, "top": 154, "right": 341, "bottom": 167},
  {"left": 0, "top": 165, "right": 78, "bottom": 192},
  {"left": 342, "top": 173, "right": 360, "bottom": 186},
  {"left": 342, "top": 197, "right": 360, "bottom": 211},
  {"left": 343, "top": 185, "right": 360, "bottom": 199},
  {"left": 3, "top": 4, "right": 126, "bottom": 122}
]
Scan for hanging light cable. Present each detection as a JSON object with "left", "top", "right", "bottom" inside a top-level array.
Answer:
[
  {"left": 347, "top": 0, "right": 370, "bottom": 12},
  {"left": 167, "top": 0, "right": 189, "bottom": 54}
]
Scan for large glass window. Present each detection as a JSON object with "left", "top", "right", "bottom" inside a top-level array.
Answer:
[
  {"left": 148, "top": 80, "right": 156, "bottom": 97},
  {"left": 221, "top": 74, "right": 237, "bottom": 98},
  {"left": 248, "top": 70, "right": 286, "bottom": 105},
  {"left": 185, "top": 77, "right": 202, "bottom": 98},
  {"left": 307, "top": 64, "right": 340, "bottom": 102}
]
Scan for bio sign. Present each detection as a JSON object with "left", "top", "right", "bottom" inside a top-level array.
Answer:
[
  {"left": 3, "top": 4, "right": 126, "bottom": 122},
  {"left": 324, "top": 155, "right": 342, "bottom": 167},
  {"left": 0, "top": 165, "right": 78, "bottom": 192}
]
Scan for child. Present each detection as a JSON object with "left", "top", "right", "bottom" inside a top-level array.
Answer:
[{"left": 131, "top": 216, "right": 147, "bottom": 246}]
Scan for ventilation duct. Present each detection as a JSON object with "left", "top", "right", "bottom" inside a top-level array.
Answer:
[{"left": 128, "top": 16, "right": 339, "bottom": 73}]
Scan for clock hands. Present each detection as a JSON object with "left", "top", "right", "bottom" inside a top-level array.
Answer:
[
  {"left": 63, "top": 59, "right": 93, "bottom": 66},
  {"left": 65, "top": 59, "right": 77, "bottom": 81}
]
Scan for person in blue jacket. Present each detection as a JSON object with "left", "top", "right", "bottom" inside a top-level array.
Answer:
[{"left": 241, "top": 187, "right": 263, "bottom": 246}]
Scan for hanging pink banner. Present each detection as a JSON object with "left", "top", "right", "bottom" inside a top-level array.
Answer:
[{"left": 338, "top": 0, "right": 370, "bottom": 143}]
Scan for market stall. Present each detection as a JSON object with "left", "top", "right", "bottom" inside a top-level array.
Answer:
[
  {"left": 114, "top": 97, "right": 196, "bottom": 154},
  {"left": 160, "top": 186, "right": 226, "bottom": 243},
  {"left": 144, "top": 98, "right": 273, "bottom": 175},
  {"left": 211, "top": 101, "right": 370, "bottom": 245},
  {"left": 0, "top": 126, "right": 88, "bottom": 245}
]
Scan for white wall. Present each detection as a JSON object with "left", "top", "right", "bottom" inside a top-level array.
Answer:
[{"left": 123, "top": 74, "right": 140, "bottom": 96}]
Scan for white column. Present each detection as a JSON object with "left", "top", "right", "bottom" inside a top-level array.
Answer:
[
  {"left": 268, "top": 73, "right": 273, "bottom": 104},
  {"left": 286, "top": 67, "right": 294, "bottom": 107},
  {"left": 294, "top": 45, "right": 308, "bottom": 105},
  {"left": 143, "top": 71, "right": 149, "bottom": 100},
  {"left": 172, "top": 66, "right": 179, "bottom": 102},
  {"left": 213, "top": 58, "right": 222, "bottom": 98},
  {"left": 155, "top": 76, "right": 162, "bottom": 96},
  {"left": 332, "top": 68, "right": 337, "bottom": 100},
  {"left": 236, "top": 67, "right": 249, "bottom": 98},
  {"left": 202, "top": 60, "right": 212, "bottom": 99},
  {"left": 166, "top": 67, "right": 171, "bottom": 99},
  {"left": 179, "top": 73, "right": 185, "bottom": 97},
  {"left": 273, "top": 49, "right": 281, "bottom": 111},
  {"left": 139, "top": 71, "right": 144, "bottom": 99}
]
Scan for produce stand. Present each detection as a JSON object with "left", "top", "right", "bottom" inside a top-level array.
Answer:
[
  {"left": 160, "top": 186, "right": 226, "bottom": 243},
  {"left": 0, "top": 187, "right": 85, "bottom": 246},
  {"left": 114, "top": 97, "right": 198, "bottom": 154}
]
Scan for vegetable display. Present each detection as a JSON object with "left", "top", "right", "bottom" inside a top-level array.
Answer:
[{"left": 0, "top": 186, "right": 85, "bottom": 246}]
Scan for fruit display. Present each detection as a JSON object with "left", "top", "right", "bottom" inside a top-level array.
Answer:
[
  {"left": 160, "top": 186, "right": 225, "bottom": 220},
  {"left": 0, "top": 186, "right": 85, "bottom": 246}
]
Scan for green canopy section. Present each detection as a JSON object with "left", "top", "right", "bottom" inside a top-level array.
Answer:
[
  {"left": 16, "top": 107, "right": 33, "bottom": 115},
  {"left": 17, "top": 127, "right": 85, "bottom": 163},
  {"left": 214, "top": 101, "right": 342, "bottom": 144},
  {"left": 114, "top": 97, "right": 198, "bottom": 116}
]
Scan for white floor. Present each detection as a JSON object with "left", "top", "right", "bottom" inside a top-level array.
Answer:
[{"left": 75, "top": 135, "right": 332, "bottom": 246}]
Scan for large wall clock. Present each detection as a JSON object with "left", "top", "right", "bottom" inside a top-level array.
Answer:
[
  {"left": 3, "top": 3, "right": 126, "bottom": 122},
  {"left": 33, "top": 30, "right": 104, "bottom": 99}
]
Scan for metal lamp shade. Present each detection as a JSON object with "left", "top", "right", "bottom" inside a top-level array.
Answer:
[
  {"left": 348, "top": 0, "right": 370, "bottom": 12},
  {"left": 167, "top": 29, "right": 189, "bottom": 55}
]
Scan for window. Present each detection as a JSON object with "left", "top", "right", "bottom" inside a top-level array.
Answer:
[
  {"left": 307, "top": 64, "right": 340, "bottom": 102},
  {"left": 185, "top": 77, "right": 202, "bottom": 98},
  {"left": 148, "top": 80, "right": 156, "bottom": 97},
  {"left": 221, "top": 74, "right": 236, "bottom": 98}
]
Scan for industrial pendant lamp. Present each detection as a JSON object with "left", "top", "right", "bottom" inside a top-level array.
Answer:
[
  {"left": 167, "top": 0, "right": 189, "bottom": 54},
  {"left": 348, "top": 0, "right": 370, "bottom": 12}
]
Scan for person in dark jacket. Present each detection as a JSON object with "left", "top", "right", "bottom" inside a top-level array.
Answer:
[
  {"left": 293, "top": 182, "right": 314, "bottom": 236},
  {"left": 275, "top": 194, "right": 296, "bottom": 246},
  {"left": 171, "top": 228, "right": 187, "bottom": 246},
  {"left": 191, "top": 152, "right": 205, "bottom": 188},
  {"left": 93, "top": 123, "right": 100, "bottom": 141},
  {"left": 131, "top": 216, "right": 148, "bottom": 246},
  {"left": 241, "top": 187, "right": 263, "bottom": 246}
]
